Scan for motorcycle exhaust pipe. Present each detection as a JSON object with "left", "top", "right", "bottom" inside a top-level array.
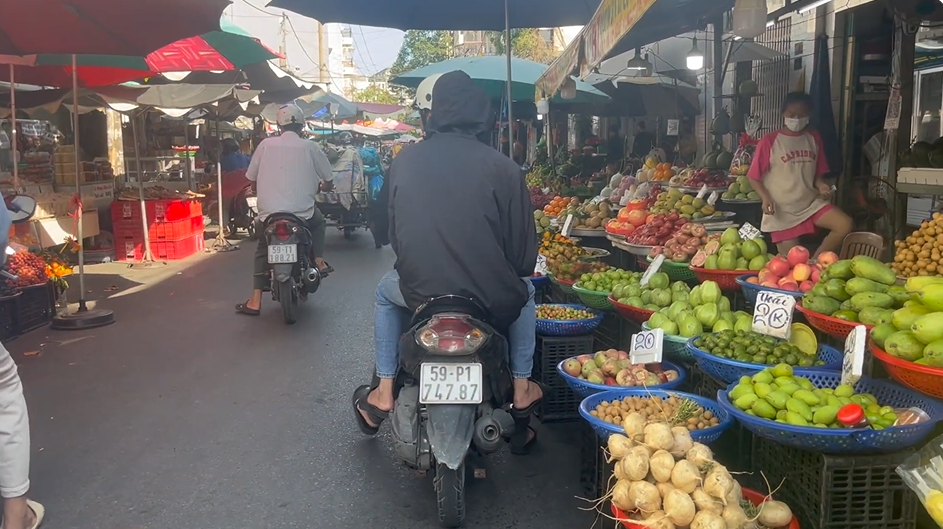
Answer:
[
  {"left": 302, "top": 267, "right": 321, "bottom": 294},
  {"left": 472, "top": 409, "right": 515, "bottom": 454}
]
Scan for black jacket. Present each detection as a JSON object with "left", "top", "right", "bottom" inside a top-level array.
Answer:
[{"left": 386, "top": 71, "right": 537, "bottom": 329}]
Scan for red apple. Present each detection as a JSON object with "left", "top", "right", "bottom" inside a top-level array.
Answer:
[
  {"left": 811, "top": 268, "right": 821, "bottom": 283},
  {"left": 780, "top": 281, "right": 800, "bottom": 291},
  {"left": 577, "top": 354, "right": 594, "bottom": 366},
  {"left": 563, "top": 359, "right": 582, "bottom": 377},
  {"left": 787, "top": 246, "right": 811, "bottom": 267},
  {"left": 817, "top": 251, "right": 839, "bottom": 267},
  {"left": 768, "top": 256, "right": 791, "bottom": 277},
  {"left": 760, "top": 280, "right": 779, "bottom": 288},
  {"left": 792, "top": 263, "right": 812, "bottom": 282},
  {"left": 799, "top": 280, "right": 815, "bottom": 292},
  {"left": 604, "top": 377, "right": 618, "bottom": 386}
]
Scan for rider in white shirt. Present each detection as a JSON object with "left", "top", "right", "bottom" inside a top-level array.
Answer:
[{"left": 236, "top": 104, "right": 334, "bottom": 316}]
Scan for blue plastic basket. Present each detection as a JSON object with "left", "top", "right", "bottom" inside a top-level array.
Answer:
[
  {"left": 716, "top": 369, "right": 943, "bottom": 454},
  {"left": 641, "top": 322, "right": 694, "bottom": 363},
  {"left": 530, "top": 274, "right": 550, "bottom": 288},
  {"left": 579, "top": 389, "right": 733, "bottom": 443},
  {"left": 736, "top": 274, "right": 804, "bottom": 305},
  {"left": 555, "top": 359, "right": 688, "bottom": 398},
  {"left": 535, "top": 304, "right": 604, "bottom": 336},
  {"left": 685, "top": 334, "right": 844, "bottom": 384}
]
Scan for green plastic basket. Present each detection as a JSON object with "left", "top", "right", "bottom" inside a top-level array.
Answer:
[
  {"left": 641, "top": 322, "right": 695, "bottom": 363},
  {"left": 645, "top": 256, "right": 697, "bottom": 281},
  {"left": 572, "top": 283, "right": 614, "bottom": 311},
  {"left": 548, "top": 273, "right": 575, "bottom": 294}
]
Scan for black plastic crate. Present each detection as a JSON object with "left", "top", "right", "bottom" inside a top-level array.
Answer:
[
  {"left": 532, "top": 334, "right": 593, "bottom": 422},
  {"left": 16, "top": 283, "right": 53, "bottom": 334},
  {"left": 579, "top": 422, "right": 615, "bottom": 503},
  {"left": 687, "top": 366, "right": 754, "bottom": 471},
  {"left": 592, "top": 313, "right": 621, "bottom": 352},
  {"left": 0, "top": 293, "right": 19, "bottom": 342},
  {"left": 751, "top": 436, "right": 918, "bottom": 529}
]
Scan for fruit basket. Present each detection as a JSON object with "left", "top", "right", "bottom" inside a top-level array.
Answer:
[
  {"left": 716, "top": 370, "right": 943, "bottom": 454},
  {"left": 579, "top": 389, "right": 733, "bottom": 442},
  {"left": 618, "top": 242, "right": 655, "bottom": 256},
  {"left": 795, "top": 301, "right": 872, "bottom": 340},
  {"left": 548, "top": 273, "right": 576, "bottom": 294},
  {"left": 530, "top": 274, "right": 550, "bottom": 288},
  {"left": 555, "top": 359, "right": 687, "bottom": 398},
  {"left": 689, "top": 266, "right": 743, "bottom": 291},
  {"left": 685, "top": 335, "right": 844, "bottom": 384},
  {"left": 736, "top": 274, "right": 803, "bottom": 305},
  {"left": 611, "top": 488, "right": 800, "bottom": 529},
  {"left": 579, "top": 247, "right": 612, "bottom": 261},
  {"left": 646, "top": 256, "right": 696, "bottom": 281},
  {"left": 871, "top": 342, "right": 943, "bottom": 399},
  {"left": 641, "top": 322, "right": 694, "bottom": 363},
  {"left": 572, "top": 282, "right": 614, "bottom": 311},
  {"left": 609, "top": 296, "right": 654, "bottom": 324},
  {"left": 535, "top": 304, "right": 605, "bottom": 336}
]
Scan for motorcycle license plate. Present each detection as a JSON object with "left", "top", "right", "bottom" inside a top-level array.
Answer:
[
  {"left": 267, "top": 244, "right": 297, "bottom": 264},
  {"left": 245, "top": 197, "right": 257, "bottom": 208},
  {"left": 419, "top": 363, "right": 483, "bottom": 404}
]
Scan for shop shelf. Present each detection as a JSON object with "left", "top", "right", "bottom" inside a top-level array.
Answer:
[
  {"left": 111, "top": 199, "right": 202, "bottom": 223},
  {"left": 532, "top": 334, "right": 594, "bottom": 423},
  {"left": 15, "top": 282, "right": 53, "bottom": 333},
  {"left": 116, "top": 234, "right": 205, "bottom": 262}
]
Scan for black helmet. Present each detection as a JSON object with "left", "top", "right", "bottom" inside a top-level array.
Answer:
[{"left": 337, "top": 131, "right": 354, "bottom": 145}]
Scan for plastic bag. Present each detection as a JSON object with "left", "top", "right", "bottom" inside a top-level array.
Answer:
[
  {"left": 368, "top": 175, "right": 383, "bottom": 202},
  {"left": 729, "top": 133, "right": 758, "bottom": 176},
  {"left": 897, "top": 433, "right": 943, "bottom": 527}
]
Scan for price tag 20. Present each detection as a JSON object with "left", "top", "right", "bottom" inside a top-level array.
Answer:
[
  {"left": 640, "top": 254, "right": 666, "bottom": 287},
  {"left": 697, "top": 184, "right": 709, "bottom": 199},
  {"left": 561, "top": 214, "right": 574, "bottom": 237},
  {"left": 752, "top": 291, "right": 796, "bottom": 340},
  {"left": 631, "top": 328, "right": 664, "bottom": 365},
  {"left": 841, "top": 325, "right": 867, "bottom": 386},
  {"left": 707, "top": 191, "right": 720, "bottom": 206},
  {"left": 739, "top": 222, "right": 762, "bottom": 241},
  {"left": 534, "top": 254, "right": 548, "bottom": 275}
]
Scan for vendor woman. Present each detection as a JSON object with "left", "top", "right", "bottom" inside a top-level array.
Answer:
[{"left": 747, "top": 92, "right": 852, "bottom": 257}]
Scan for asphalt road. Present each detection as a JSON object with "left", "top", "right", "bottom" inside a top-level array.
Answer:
[{"left": 8, "top": 231, "right": 598, "bottom": 529}]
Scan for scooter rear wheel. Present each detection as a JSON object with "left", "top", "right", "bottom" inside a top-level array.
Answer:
[
  {"left": 434, "top": 462, "right": 465, "bottom": 528},
  {"left": 276, "top": 280, "right": 297, "bottom": 324}
]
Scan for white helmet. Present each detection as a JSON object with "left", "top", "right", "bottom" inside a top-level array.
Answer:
[
  {"left": 415, "top": 73, "right": 444, "bottom": 111},
  {"left": 276, "top": 104, "right": 305, "bottom": 126}
]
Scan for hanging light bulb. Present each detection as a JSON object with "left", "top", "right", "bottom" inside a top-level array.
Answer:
[
  {"left": 686, "top": 37, "right": 704, "bottom": 70},
  {"left": 536, "top": 99, "right": 550, "bottom": 115},
  {"left": 642, "top": 55, "right": 653, "bottom": 77},
  {"left": 560, "top": 78, "right": 576, "bottom": 100},
  {"left": 733, "top": 0, "right": 768, "bottom": 39},
  {"left": 626, "top": 48, "right": 651, "bottom": 71}
]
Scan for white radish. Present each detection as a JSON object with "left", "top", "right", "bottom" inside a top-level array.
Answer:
[
  {"left": 663, "top": 488, "right": 697, "bottom": 527},
  {"left": 670, "top": 426, "right": 694, "bottom": 458},
  {"left": 690, "top": 510, "right": 726, "bottom": 529},
  {"left": 649, "top": 449, "right": 676, "bottom": 483},
  {"left": 655, "top": 482, "right": 675, "bottom": 499},
  {"left": 703, "top": 467, "right": 735, "bottom": 505},
  {"left": 629, "top": 480, "right": 662, "bottom": 513},
  {"left": 607, "top": 433, "right": 633, "bottom": 462},
  {"left": 691, "top": 487, "right": 725, "bottom": 515},
  {"left": 622, "top": 445, "right": 651, "bottom": 481},
  {"left": 757, "top": 500, "right": 794, "bottom": 528},
  {"left": 722, "top": 503, "right": 749, "bottom": 529},
  {"left": 686, "top": 442, "right": 714, "bottom": 468},
  {"left": 632, "top": 511, "right": 676, "bottom": 529},
  {"left": 623, "top": 412, "right": 647, "bottom": 440},
  {"left": 644, "top": 423, "right": 675, "bottom": 451},
  {"left": 670, "top": 460, "right": 701, "bottom": 494},
  {"left": 612, "top": 479, "right": 633, "bottom": 511}
]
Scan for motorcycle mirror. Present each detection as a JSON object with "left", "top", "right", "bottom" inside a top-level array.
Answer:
[{"left": 7, "top": 195, "right": 37, "bottom": 224}]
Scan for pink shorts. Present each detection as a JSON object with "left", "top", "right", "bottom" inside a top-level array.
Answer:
[{"left": 770, "top": 204, "right": 834, "bottom": 244}]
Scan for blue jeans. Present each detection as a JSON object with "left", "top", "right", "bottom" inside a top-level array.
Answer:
[{"left": 374, "top": 270, "right": 536, "bottom": 379}]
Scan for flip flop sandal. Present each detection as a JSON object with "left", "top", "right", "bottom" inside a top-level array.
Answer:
[
  {"left": 27, "top": 500, "right": 44, "bottom": 529},
  {"left": 510, "top": 379, "right": 552, "bottom": 419},
  {"left": 319, "top": 262, "right": 335, "bottom": 276},
  {"left": 235, "top": 302, "right": 260, "bottom": 316},
  {"left": 510, "top": 425, "right": 538, "bottom": 456},
  {"left": 352, "top": 384, "right": 389, "bottom": 436}
]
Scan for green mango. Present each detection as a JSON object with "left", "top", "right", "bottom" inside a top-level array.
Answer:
[
  {"left": 850, "top": 292, "right": 895, "bottom": 311},
  {"left": 785, "top": 411, "right": 810, "bottom": 426},
  {"left": 831, "top": 310, "right": 859, "bottom": 322},
  {"left": 823, "top": 279, "right": 852, "bottom": 301},
  {"left": 826, "top": 259, "right": 855, "bottom": 280},
  {"left": 735, "top": 394, "right": 759, "bottom": 410},
  {"left": 858, "top": 307, "right": 894, "bottom": 326},
  {"left": 885, "top": 331, "right": 926, "bottom": 362},
  {"left": 813, "top": 405, "right": 840, "bottom": 425},
  {"left": 802, "top": 294, "right": 842, "bottom": 315},
  {"left": 885, "top": 286, "right": 912, "bottom": 305},
  {"left": 787, "top": 398, "right": 814, "bottom": 422},
  {"left": 751, "top": 399, "right": 777, "bottom": 419},
  {"left": 811, "top": 282, "right": 828, "bottom": 297},
  {"left": 845, "top": 277, "right": 889, "bottom": 296},
  {"left": 850, "top": 255, "right": 898, "bottom": 286},
  {"left": 911, "top": 312, "right": 943, "bottom": 344},
  {"left": 924, "top": 340, "right": 943, "bottom": 367},
  {"left": 766, "top": 391, "right": 790, "bottom": 410},
  {"left": 870, "top": 323, "right": 898, "bottom": 349},
  {"left": 892, "top": 306, "right": 932, "bottom": 331},
  {"left": 729, "top": 383, "right": 754, "bottom": 400}
]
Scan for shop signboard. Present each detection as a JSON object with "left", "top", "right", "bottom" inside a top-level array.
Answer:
[
  {"left": 579, "top": 0, "right": 659, "bottom": 79},
  {"left": 536, "top": 38, "right": 582, "bottom": 97}
]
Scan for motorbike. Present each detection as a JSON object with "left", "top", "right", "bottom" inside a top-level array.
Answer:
[
  {"left": 0, "top": 195, "right": 38, "bottom": 282},
  {"left": 389, "top": 295, "right": 520, "bottom": 528},
  {"left": 262, "top": 212, "right": 321, "bottom": 324},
  {"left": 228, "top": 184, "right": 258, "bottom": 239}
]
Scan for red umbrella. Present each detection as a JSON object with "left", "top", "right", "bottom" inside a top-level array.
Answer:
[{"left": 0, "top": 0, "right": 230, "bottom": 56}]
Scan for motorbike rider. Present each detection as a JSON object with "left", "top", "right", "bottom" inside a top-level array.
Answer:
[
  {"left": 235, "top": 104, "right": 335, "bottom": 316},
  {"left": 353, "top": 71, "right": 545, "bottom": 454},
  {"left": 0, "top": 197, "right": 44, "bottom": 529}
]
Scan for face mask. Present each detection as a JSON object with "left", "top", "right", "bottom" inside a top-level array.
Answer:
[{"left": 784, "top": 117, "right": 809, "bottom": 132}]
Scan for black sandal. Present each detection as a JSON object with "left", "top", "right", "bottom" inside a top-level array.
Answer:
[
  {"left": 352, "top": 385, "right": 389, "bottom": 436},
  {"left": 319, "top": 261, "right": 335, "bottom": 276},
  {"left": 235, "top": 302, "right": 260, "bottom": 316},
  {"left": 510, "top": 425, "right": 538, "bottom": 456},
  {"left": 510, "top": 379, "right": 552, "bottom": 419}
]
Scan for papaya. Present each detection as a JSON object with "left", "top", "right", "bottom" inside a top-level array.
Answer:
[
  {"left": 850, "top": 292, "right": 894, "bottom": 311},
  {"left": 892, "top": 306, "right": 933, "bottom": 331},
  {"left": 823, "top": 279, "right": 851, "bottom": 302},
  {"left": 845, "top": 277, "right": 889, "bottom": 296},
  {"left": 831, "top": 310, "right": 859, "bottom": 322},
  {"left": 917, "top": 284, "right": 943, "bottom": 312},
  {"left": 802, "top": 295, "right": 841, "bottom": 315},
  {"left": 911, "top": 312, "right": 943, "bottom": 345},
  {"left": 858, "top": 307, "right": 894, "bottom": 326},
  {"left": 885, "top": 286, "right": 911, "bottom": 305},
  {"left": 885, "top": 331, "right": 926, "bottom": 362},
  {"left": 905, "top": 276, "right": 943, "bottom": 294},
  {"left": 870, "top": 323, "right": 897, "bottom": 349},
  {"left": 850, "top": 255, "right": 897, "bottom": 286},
  {"left": 825, "top": 259, "right": 854, "bottom": 280}
]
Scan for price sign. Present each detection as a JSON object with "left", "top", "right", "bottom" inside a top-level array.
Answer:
[
  {"left": 640, "top": 254, "right": 666, "bottom": 287},
  {"left": 561, "top": 214, "right": 575, "bottom": 237},
  {"left": 631, "top": 328, "right": 664, "bottom": 365},
  {"left": 589, "top": 196, "right": 605, "bottom": 205},
  {"left": 707, "top": 191, "right": 720, "bottom": 206},
  {"left": 739, "top": 222, "right": 762, "bottom": 241},
  {"left": 752, "top": 291, "right": 796, "bottom": 340},
  {"left": 534, "top": 254, "right": 548, "bottom": 275},
  {"left": 841, "top": 325, "right": 867, "bottom": 386},
  {"left": 666, "top": 119, "right": 680, "bottom": 136},
  {"left": 697, "top": 185, "right": 708, "bottom": 199}
]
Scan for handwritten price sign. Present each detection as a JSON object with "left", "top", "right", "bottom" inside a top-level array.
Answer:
[
  {"left": 752, "top": 291, "right": 796, "bottom": 340},
  {"left": 631, "top": 328, "right": 664, "bottom": 365},
  {"left": 841, "top": 325, "right": 867, "bottom": 386}
]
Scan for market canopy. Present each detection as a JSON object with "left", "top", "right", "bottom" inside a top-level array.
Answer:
[
  {"left": 153, "top": 60, "right": 320, "bottom": 104},
  {"left": 536, "top": 0, "right": 734, "bottom": 97},
  {"left": 268, "top": 0, "right": 602, "bottom": 30},
  {"left": 308, "top": 92, "right": 359, "bottom": 120},
  {"left": 393, "top": 56, "right": 609, "bottom": 104}
]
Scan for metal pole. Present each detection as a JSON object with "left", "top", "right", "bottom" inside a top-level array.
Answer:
[
  {"left": 183, "top": 116, "right": 192, "bottom": 190},
  {"left": 504, "top": 0, "right": 514, "bottom": 161},
  {"left": 216, "top": 115, "right": 224, "bottom": 241},
  {"left": 131, "top": 112, "right": 153, "bottom": 262},
  {"left": 72, "top": 55, "right": 88, "bottom": 310},
  {"left": 9, "top": 64, "right": 17, "bottom": 189}
]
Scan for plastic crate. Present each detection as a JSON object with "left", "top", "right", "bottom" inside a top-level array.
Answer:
[
  {"left": 580, "top": 422, "right": 615, "bottom": 504},
  {"left": 111, "top": 199, "right": 202, "bottom": 223},
  {"left": 533, "top": 334, "right": 594, "bottom": 422},
  {"left": 751, "top": 435, "right": 918, "bottom": 529},
  {"left": 0, "top": 293, "right": 20, "bottom": 341},
  {"left": 116, "top": 234, "right": 205, "bottom": 261},
  {"left": 113, "top": 216, "right": 204, "bottom": 242},
  {"left": 15, "top": 283, "right": 53, "bottom": 333},
  {"left": 689, "top": 365, "right": 754, "bottom": 471}
]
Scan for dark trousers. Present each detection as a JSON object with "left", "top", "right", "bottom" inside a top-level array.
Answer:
[{"left": 252, "top": 209, "right": 326, "bottom": 290}]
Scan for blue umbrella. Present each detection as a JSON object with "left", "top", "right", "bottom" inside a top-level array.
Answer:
[
  {"left": 392, "top": 56, "right": 608, "bottom": 104},
  {"left": 809, "top": 35, "right": 842, "bottom": 180}
]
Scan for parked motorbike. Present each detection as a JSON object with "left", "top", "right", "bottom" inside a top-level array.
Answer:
[
  {"left": 390, "top": 295, "right": 519, "bottom": 528},
  {"left": 262, "top": 213, "right": 321, "bottom": 324},
  {"left": 228, "top": 184, "right": 258, "bottom": 239}
]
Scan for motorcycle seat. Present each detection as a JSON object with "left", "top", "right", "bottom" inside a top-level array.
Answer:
[{"left": 411, "top": 295, "right": 490, "bottom": 326}]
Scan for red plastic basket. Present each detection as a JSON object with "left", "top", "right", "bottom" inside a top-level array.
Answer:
[
  {"left": 795, "top": 302, "right": 872, "bottom": 340},
  {"left": 116, "top": 234, "right": 205, "bottom": 261},
  {"left": 611, "top": 488, "right": 800, "bottom": 529},
  {"left": 111, "top": 199, "right": 203, "bottom": 223},
  {"left": 113, "top": 216, "right": 204, "bottom": 242},
  {"left": 609, "top": 296, "right": 654, "bottom": 324},
  {"left": 689, "top": 266, "right": 743, "bottom": 291},
  {"left": 871, "top": 342, "right": 943, "bottom": 399}
]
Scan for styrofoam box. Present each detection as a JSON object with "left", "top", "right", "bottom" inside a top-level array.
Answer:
[
  {"left": 898, "top": 167, "right": 943, "bottom": 186},
  {"left": 907, "top": 195, "right": 936, "bottom": 226}
]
